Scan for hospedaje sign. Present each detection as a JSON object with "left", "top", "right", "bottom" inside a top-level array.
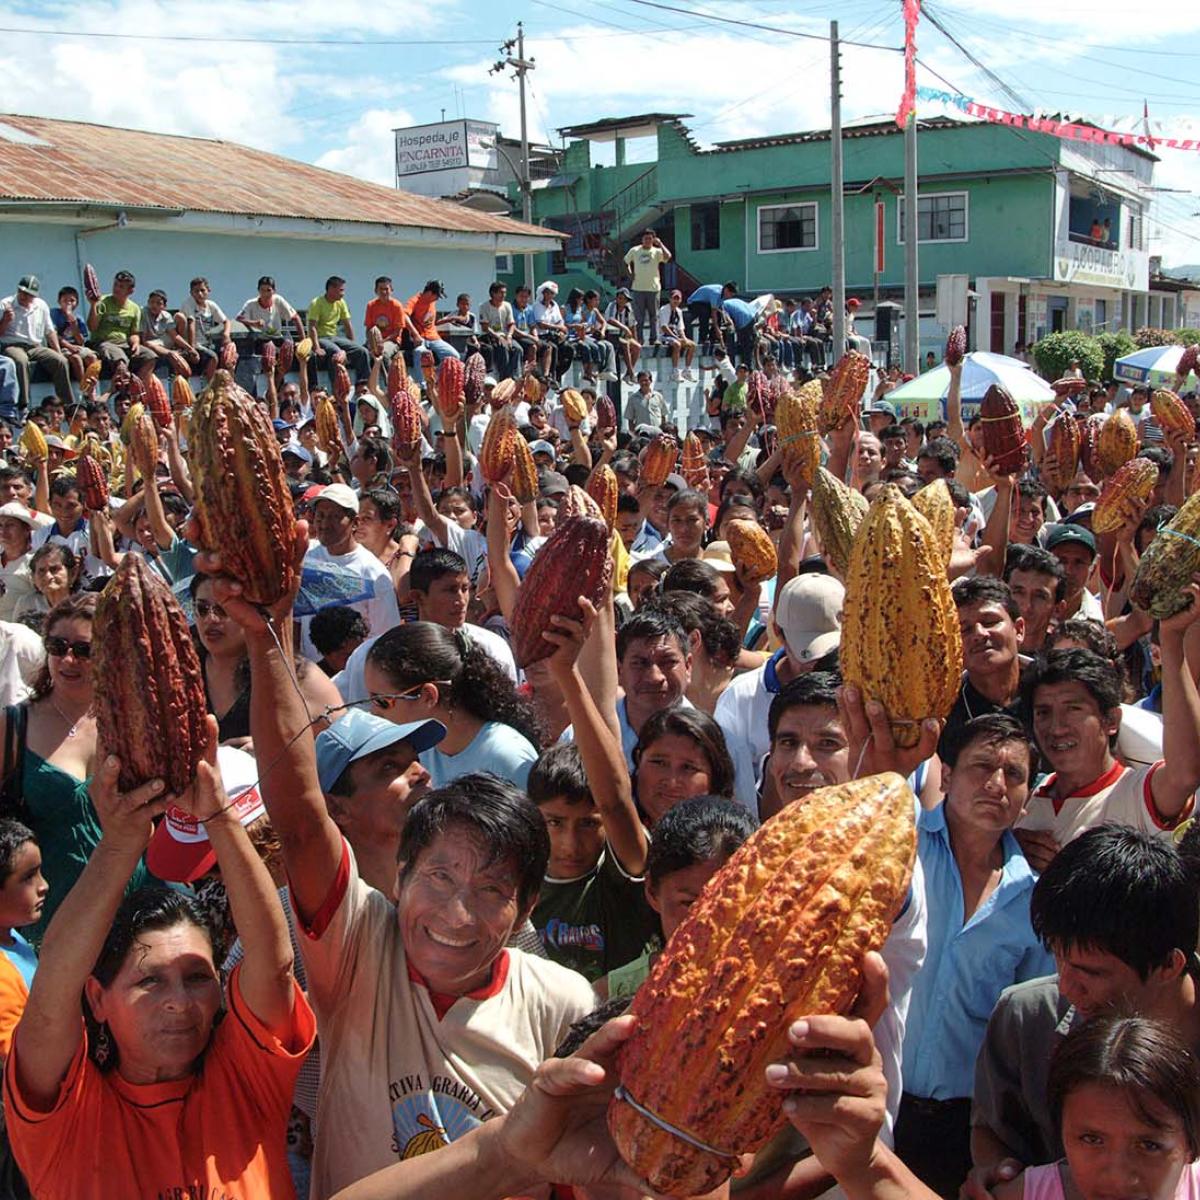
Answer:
[{"left": 394, "top": 120, "right": 499, "bottom": 177}]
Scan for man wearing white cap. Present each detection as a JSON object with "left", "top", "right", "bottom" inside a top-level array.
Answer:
[
  {"left": 714, "top": 572, "right": 844, "bottom": 811},
  {"left": 0, "top": 500, "right": 37, "bottom": 621},
  {"left": 0, "top": 277, "right": 72, "bottom": 412},
  {"left": 299, "top": 484, "right": 401, "bottom": 660}
]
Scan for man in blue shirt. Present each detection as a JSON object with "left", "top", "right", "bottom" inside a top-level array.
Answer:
[
  {"left": 687, "top": 281, "right": 737, "bottom": 348},
  {"left": 895, "top": 712, "right": 1052, "bottom": 1197}
]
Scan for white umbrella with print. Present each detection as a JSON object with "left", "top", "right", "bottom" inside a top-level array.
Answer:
[
  {"left": 884, "top": 352, "right": 1055, "bottom": 421},
  {"left": 1113, "top": 344, "right": 1200, "bottom": 388}
]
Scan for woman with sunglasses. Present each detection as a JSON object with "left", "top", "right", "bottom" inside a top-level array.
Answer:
[
  {"left": 189, "top": 575, "right": 340, "bottom": 749},
  {"left": 0, "top": 595, "right": 150, "bottom": 940}
]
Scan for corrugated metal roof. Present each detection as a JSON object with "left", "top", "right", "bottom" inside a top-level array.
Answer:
[{"left": 0, "top": 113, "right": 563, "bottom": 238}]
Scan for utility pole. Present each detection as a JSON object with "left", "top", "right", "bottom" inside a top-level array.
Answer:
[
  {"left": 903, "top": 112, "right": 920, "bottom": 373},
  {"left": 830, "top": 21, "right": 846, "bottom": 359},
  {"left": 493, "top": 24, "right": 536, "bottom": 288}
]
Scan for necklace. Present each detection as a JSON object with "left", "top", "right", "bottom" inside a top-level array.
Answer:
[{"left": 50, "top": 698, "right": 91, "bottom": 739}]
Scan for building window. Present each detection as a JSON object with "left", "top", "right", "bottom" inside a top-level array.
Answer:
[
  {"left": 898, "top": 192, "right": 968, "bottom": 243},
  {"left": 551, "top": 249, "right": 566, "bottom": 275},
  {"left": 691, "top": 203, "right": 720, "bottom": 251},
  {"left": 758, "top": 203, "right": 818, "bottom": 253},
  {"left": 495, "top": 253, "right": 513, "bottom": 274}
]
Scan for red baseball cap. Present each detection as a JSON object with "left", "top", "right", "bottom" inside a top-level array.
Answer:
[{"left": 847, "top": 298, "right": 862, "bottom": 308}]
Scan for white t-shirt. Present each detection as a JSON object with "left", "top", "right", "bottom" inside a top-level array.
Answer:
[
  {"left": 295, "top": 840, "right": 595, "bottom": 1198},
  {"left": 713, "top": 656, "right": 782, "bottom": 812},
  {"left": 236, "top": 295, "right": 297, "bottom": 336},
  {"left": 179, "top": 297, "right": 228, "bottom": 344},
  {"left": 0, "top": 550, "right": 34, "bottom": 622},
  {"left": 0, "top": 620, "right": 43, "bottom": 707},
  {"left": 299, "top": 543, "right": 401, "bottom": 660},
  {"left": 0, "top": 296, "right": 52, "bottom": 345},
  {"left": 436, "top": 520, "right": 488, "bottom": 585}
]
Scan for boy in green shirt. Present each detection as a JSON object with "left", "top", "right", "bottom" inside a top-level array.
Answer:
[{"left": 306, "top": 275, "right": 368, "bottom": 389}]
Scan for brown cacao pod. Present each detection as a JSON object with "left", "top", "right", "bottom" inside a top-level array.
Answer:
[
  {"left": 726, "top": 519, "right": 778, "bottom": 583},
  {"left": 463, "top": 352, "right": 487, "bottom": 407},
  {"left": 1042, "top": 413, "right": 1081, "bottom": 493},
  {"left": 1152, "top": 389, "right": 1196, "bottom": 441},
  {"left": 778, "top": 378, "right": 822, "bottom": 485},
  {"left": 1079, "top": 413, "right": 1103, "bottom": 480},
  {"left": 609, "top": 772, "right": 916, "bottom": 1198},
  {"left": 1051, "top": 376, "right": 1088, "bottom": 399},
  {"left": 1131, "top": 491, "right": 1200, "bottom": 618},
  {"left": 979, "top": 384, "right": 1026, "bottom": 475},
  {"left": 386, "top": 355, "right": 409, "bottom": 401},
  {"left": 480, "top": 408, "right": 520, "bottom": 484},
  {"left": 19, "top": 421, "right": 47, "bottom": 462},
  {"left": 944, "top": 325, "right": 966, "bottom": 367},
  {"left": 1096, "top": 409, "right": 1139, "bottom": 477},
  {"left": 83, "top": 357, "right": 102, "bottom": 389},
  {"left": 145, "top": 375, "right": 171, "bottom": 430},
  {"left": 83, "top": 262, "right": 101, "bottom": 304},
  {"left": 681, "top": 433, "right": 709, "bottom": 491},
  {"left": 277, "top": 338, "right": 295, "bottom": 376},
  {"left": 490, "top": 378, "right": 518, "bottom": 407},
  {"left": 166, "top": 350, "right": 191, "bottom": 378},
  {"left": 171, "top": 375, "right": 192, "bottom": 413},
  {"left": 314, "top": 396, "right": 341, "bottom": 454},
  {"left": 367, "top": 326, "right": 384, "bottom": 358},
  {"left": 189, "top": 370, "right": 299, "bottom": 607},
  {"left": 219, "top": 341, "right": 238, "bottom": 371},
  {"left": 1093, "top": 457, "right": 1159, "bottom": 534},
  {"left": 819, "top": 351, "right": 871, "bottom": 433},
  {"left": 261, "top": 340, "right": 277, "bottom": 374},
  {"left": 911, "top": 478, "right": 956, "bottom": 568},
  {"left": 585, "top": 465, "right": 619, "bottom": 532},
  {"left": 811, "top": 466, "right": 869, "bottom": 577},
  {"left": 76, "top": 453, "right": 109, "bottom": 512},
  {"left": 641, "top": 434, "right": 678, "bottom": 487},
  {"left": 332, "top": 363, "right": 352, "bottom": 403},
  {"left": 130, "top": 411, "right": 159, "bottom": 481},
  {"left": 511, "top": 433, "right": 540, "bottom": 505},
  {"left": 91, "top": 553, "right": 209, "bottom": 796},
  {"left": 510, "top": 515, "right": 612, "bottom": 667},
  {"left": 523, "top": 373, "right": 546, "bottom": 405},
  {"left": 560, "top": 388, "right": 588, "bottom": 426},
  {"left": 562, "top": 484, "right": 605, "bottom": 523},
  {"left": 596, "top": 395, "right": 617, "bottom": 432},
  {"left": 746, "top": 370, "right": 772, "bottom": 424},
  {"left": 1179, "top": 344, "right": 1199, "bottom": 379},
  {"left": 437, "top": 356, "right": 465, "bottom": 419},
  {"left": 390, "top": 386, "right": 423, "bottom": 458},
  {"left": 842, "top": 484, "right": 962, "bottom": 747}
]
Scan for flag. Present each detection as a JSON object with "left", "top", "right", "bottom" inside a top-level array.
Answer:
[
  {"left": 896, "top": 0, "right": 921, "bottom": 129},
  {"left": 1143, "top": 100, "right": 1157, "bottom": 151}
]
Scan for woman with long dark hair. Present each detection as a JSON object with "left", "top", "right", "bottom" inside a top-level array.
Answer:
[{"left": 632, "top": 706, "right": 736, "bottom": 826}]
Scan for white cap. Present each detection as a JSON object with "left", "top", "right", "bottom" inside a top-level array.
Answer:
[
  {"left": 317, "top": 483, "right": 360, "bottom": 514},
  {"left": 0, "top": 501, "right": 38, "bottom": 528},
  {"left": 775, "top": 574, "right": 844, "bottom": 661}
]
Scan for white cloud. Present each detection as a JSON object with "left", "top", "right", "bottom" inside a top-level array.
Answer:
[{"left": 314, "top": 107, "right": 417, "bottom": 186}]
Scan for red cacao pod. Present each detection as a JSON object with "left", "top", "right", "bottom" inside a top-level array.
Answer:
[
  {"left": 387, "top": 356, "right": 409, "bottom": 401},
  {"left": 944, "top": 325, "right": 966, "bottom": 367},
  {"left": 464, "top": 352, "right": 487, "bottom": 407},
  {"left": 510, "top": 516, "right": 612, "bottom": 668},
  {"left": 76, "top": 454, "right": 109, "bottom": 512},
  {"left": 641, "top": 434, "right": 677, "bottom": 487},
  {"left": 819, "top": 352, "right": 871, "bottom": 434},
  {"left": 747, "top": 371, "right": 770, "bottom": 423},
  {"left": 979, "top": 384, "right": 1026, "bottom": 475},
  {"left": 1151, "top": 388, "right": 1196, "bottom": 440},
  {"left": 391, "top": 387, "right": 423, "bottom": 458},
  {"left": 189, "top": 370, "right": 299, "bottom": 607},
  {"left": 126, "top": 373, "right": 146, "bottom": 407},
  {"left": 219, "top": 341, "right": 238, "bottom": 371},
  {"left": 277, "top": 338, "right": 294, "bottom": 377},
  {"left": 596, "top": 395, "right": 617, "bottom": 432},
  {"left": 261, "top": 340, "right": 277, "bottom": 374},
  {"left": 681, "top": 432, "right": 709, "bottom": 490},
  {"left": 1079, "top": 413, "right": 1103, "bottom": 480},
  {"left": 91, "top": 553, "right": 209, "bottom": 796},
  {"left": 480, "top": 408, "right": 520, "bottom": 484},
  {"left": 437, "top": 356, "right": 465, "bottom": 420},
  {"left": 562, "top": 484, "right": 605, "bottom": 523},
  {"left": 1042, "top": 413, "right": 1081, "bottom": 493},
  {"left": 145, "top": 375, "right": 171, "bottom": 430},
  {"left": 332, "top": 363, "right": 352, "bottom": 403},
  {"left": 83, "top": 263, "right": 101, "bottom": 304},
  {"left": 1093, "top": 457, "right": 1159, "bottom": 534},
  {"left": 1051, "top": 376, "right": 1087, "bottom": 399}
]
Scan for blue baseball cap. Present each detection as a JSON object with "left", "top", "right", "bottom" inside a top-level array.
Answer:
[
  {"left": 315, "top": 708, "right": 446, "bottom": 793},
  {"left": 281, "top": 442, "right": 312, "bottom": 464},
  {"left": 272, "top": 418, "right": 295, "bottom": 432}
]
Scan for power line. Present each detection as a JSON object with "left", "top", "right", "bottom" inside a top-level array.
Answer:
[{"left": 921, "top": 5, "right": 1032, "bottom": 113}]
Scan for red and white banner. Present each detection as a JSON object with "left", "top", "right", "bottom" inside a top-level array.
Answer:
[{"left": 895, "top": 0, "right": 921, "bottom": 129}]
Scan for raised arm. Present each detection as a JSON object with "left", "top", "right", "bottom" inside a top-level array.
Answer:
[
  {"left": 162, "top": 423, "right": 194, "bottom": 504},
  {"left": 1149, "top": 578, "right": 1200, "bottom": 819},
  {"left": 12, "top": 759, "right": 168, "bottom": 1109},
  {"left": 485, "top": 483, "right": 522, "bottom": 623},
  {"left": 399, "top": 444, "right": 449, "bottom": 544},
  {"left": 974, "top": 459, "right": 1015, "bottom": 579}
]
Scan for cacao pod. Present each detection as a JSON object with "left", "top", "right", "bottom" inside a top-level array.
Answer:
[
  {"left": 1151, "top": 388, "right": 1196, "bottom": 441},
  {"left": 820, "top": 351, "right": 871, "bottom": 433},
  {"left": 314, "top": 396, "right": 341, "bottom": 454},
  {"left": 944, "top": 325, "right": 966, "bottom": 367},
  {"left": 171, "top": 375, "right": 192, "bottom": 412},
  {"left": 189, "top": 370, "right": 299, "bottom": 607},
  {"left": 842, "top": 484, "right": 962, "bottom": 746},
  {"left": 332, "top": 363, "right": 352, "bottom": 403},
  {"left": 585, "top": 465, "right": 619, "bottom": 532},
  {"left": 219, "top": 341, "right": 238, "bottom": 371},
  {"left": 120, "top": 402, "right": 145, "bottom": 446},
  {"left": 726, "top": 519, "right": 778, "bottom": 584},
  {"left": 1051, "top": 376, "right": 1088, "bottom": 398},
  {"left": 912, "top": 478, "right": 956, "bottom": 568},
  {"left": 92, "top": 554, "right": 209, "bottom": 796},
  {"left": 126, "top": 373, "right": 146, "bottom": 407},
  {"left": 1096, "top": 409, "right": 1139, "bottom": 477},
  {"left": 979, "top": 384, "right": 1026, "bottom": 475},
  {"left": 386, "top": 355, "right": 409, "bottom": 401},
  {"left": 746, "top": 371, "right": 771, "bottom": 424},
  {"left": 1079, "top": 413, "right": 1103, "bottom": 481},
  {"left": 166, "top": 350, "right": 191, "bottom": 378},
  {"left": 1130, "top": 491, "right": 1200, "bottom": 619},
  {"left": 480, "top": 408, "right": 520, "bottom": 484},
  {"left": 83, "top": 262, "right": 101, "bottom": 304},
  {"left": 463, "top": 352, "right": 488, "bottom": 407},
  {"left": 277, "top": 338, "right": 295, "bottom": 376},
  {"left": 76, "top": 453, "right": 109, "bottom": 512},
  {"left": 560, "top": 388, "right": 588, "bottom": 426},
  {"left": 83, "top": 357, "right": 102, "bottom": 389},
  {"left": 511, "top": 433, "right": 540, "bottom": 505},
  {"left": 390, "top": 386, "right": 423, "bottom": 458},
  {"left": 367, "top": 326, "right": 384, "bottom": 358},
  {"left": 437, "top": 356, "right": 465, "bottom": 419},
  {"left": 609, "top": 772, "right": 917, "bottom": 1198},
  {"left": 261, "top": 340, "right": 277, "bottom": 374},
  {"left": 777, "top": 379, "right": 822, "bottom": 485},
  {"left": 1093, "top": 457, "right": 1159, "bottom": 534},
  {"left": 562, "top": 484, "right": 604, "bottom": 523},
  {"left": 295, "top": 337, "right": 313, "bottom": 361},
  {"left": 523, "top": 373, "right": 546, "bottom": 405},
  {"left": 129, "top": 411, "right": 159, "bottom": 481},
  {"left": 145, "top": 375, "right": 171, "bottom": 430},
  {"left": 1042, "top": 413, "right": 1081, "bottom": 493},
  {"left": 811, "top": 466, "right": 868, "bottom": 577},
  {"left": 681, "top": 432, "right": 709, "bottom": 491},
  {"left": 1179, "top": 344, "right": 1199, "bottom": 379},
  {"left": 19, "top": 422, "right": 47, "bottom": 461},
  {"left": 596, "top": 395, "right": 617, "bottom": 432},
  {"left": 641, "top": 434, "right": 678, "bottom": 488},
  {"left": 491, "top": 378, "right": 518, "bottom": 407},
  {"left": 510, "top": 515, "right": 612, "bottom": 668},
  {"left": 768, "top": 373, "right": 791, "bottom": 413}
]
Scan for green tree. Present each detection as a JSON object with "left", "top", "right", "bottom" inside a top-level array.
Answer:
[
  {"left": 1030, "top": 331, "right": 1103, "bottom": 381},
  {"left": 1096, "top": 331, "right": 1137, "bottom": 380},
  {"left": 1133, "top": 327, "right": 1180, "bottom": 348}
]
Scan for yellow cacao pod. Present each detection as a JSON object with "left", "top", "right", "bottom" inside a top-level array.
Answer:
[
  {"left": 1096, "top": 409, "right": 1138, "bottom": 477},
  {"left": 777, "top": 379, "right": 821, "bottom": 486},
  {"left": 314, "top": 396, "right": 340, "bottom": 454},
  {"left": 911, "top": 478, "right": 956, "bottom": 568},
  {"left": 560, "top": 387, "right": 588, "bottom": 425},
  {"left": 19, "top": 421, "right": 47, "bottom": 461},
  {"left": 725, "top": 519, "right": 777, "bottom": 583},
  {"left": 1151, "top": 388, "right": 1196, "bottom": 441},
  {"left": 1093, "top": 457, "right": 1159, "bottom": 534},
  {"left": 811, "top": 466, "right": 869, "bottom": 577}
]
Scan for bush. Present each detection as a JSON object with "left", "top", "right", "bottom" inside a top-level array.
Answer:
[
  {"left": 1176, "top": 328, "right": 1200, "bottom": 346},
  {"left": 1096, "top": 331, "right": 1137, "bottom": 381},
  {"left": 1133, "top": 327, "right": 1179, "bottom": 348},
  {"left": 1030, "top": 331, "right": 1104, "bottom": 382}
]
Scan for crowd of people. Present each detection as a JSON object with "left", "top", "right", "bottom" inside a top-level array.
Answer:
[{"left": 0, "top": 258, "right": 1198, "bottom": 1200}]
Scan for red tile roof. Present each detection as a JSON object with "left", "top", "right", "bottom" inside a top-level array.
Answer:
[{"left": 0, "top": 113, "right": 561, "bottom": 239}]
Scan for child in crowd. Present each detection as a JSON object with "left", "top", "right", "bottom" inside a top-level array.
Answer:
[{"left": 0, "top": 820, "right": 46, "bottom": 1060}]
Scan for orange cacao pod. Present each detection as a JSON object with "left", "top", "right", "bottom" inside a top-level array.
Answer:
[
  {"left": 219, "top": 341, "right": 238, "bottom": 371},
  {"left": 83, "top": 262, "right": 101, "bottom": 304},
  {"left": 562, "top": 484, "right": 604, "bottom": 523},
  {"left": 1151, "top": 389, "right": 1195, "bottom": 440},
  {"left": 681, "top": 433, "right": 709, "bottom": 490},
  {"left": 726, "top": 519, "right": 777, "bottom": 583},
  {"left": 91, "top": 553, "right": 209, "bottom": 796},
  {"left": 1179, "top": 344, "right": 1199, "bottom": 379},
  {"left": 260, "top": 340, "right": 277, "bottom": 374},
  {"left": 490, "top": 378, "right": 518, "bottom": 407},
  {"left": 979, "top": 384, "right": 1026, "bottom": 475},
  {"left": 560, "top": 388, "right": 588, "bottom": 426},
  {"left": 171, "top": 375, "right": 192, "bottom": 412},
  {"left": 480, "top": 408, "right": 520, "bottom": 484},
  {"left": 332, "top": 363, "right": 352, "bottom": 403},
  {"left": 83, "top": 357, "right": 102, "bottom": 389},
  {"left": 464, "top": 352, "right": 487, "bottom": 407},
  {"left": 130, "top": 411, "right": 159, "bottom": 480},
  {"left": 386, "top": 355, "right": 409, "bottom": 401},
  {"left": 820, "top": 351, "right": 871, "bottom": 433},
  {"left": 1042, "top": 413, "right": 1081, "bottom": 493},
  {"left": 367, "top": 326, "right": 384, "bottom": 358},
  {"left": 315, "top": 396, "right": 340, "bottom": 454},
  {"left": 778, "top": 379, "right": 822, "bottom": 485},
  {"left": 523, "top": 373, "right": 546, "bottom": 405},
  {"left": 944, "top": 325, "right": 966, "bottom": 367},
  {"left": 609, "top": 773, "right": 916, "bottom": 1197},
  {"left": 189, "top": 370, "right": 298, "bottom": 607},
  {"left": 437, "top": 356, "right": 465, "bottom": 419},
  {"left": 1096, "top": 409, "right": 1139, "bottom": 477},
  {"left": 145, "top": 375, "right": 171, "bottom": 430},
  {"left": 585, "top": 465, "right": 619, "bottom": 531},
  {"left": 166, "top": 350, "right": 191, "bottom": 378},
  {"left": 76, "top": 453, "right": 109, "bottom": 512},
  {"left": 511, "top": 433, "right": 540, "bottom": 505},
  {"left": 1093, "top": 457, "right": 1159, "bottom": 534},
  {"left": 641, "top": 434, "right": 677, "bottom": 487},
  {"left": 510, "top": 515, "right": 612, "bottom": 668},
  {"left": 390, "top": 386, "right": 423, "bottom": 458}
]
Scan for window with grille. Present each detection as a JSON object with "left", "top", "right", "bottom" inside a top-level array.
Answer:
[
  {"left": 898, "top": 192, "right": 968, "bottom": 243},
  {"left": 758, "top": 203, "right": 818, "bottom": 253}
]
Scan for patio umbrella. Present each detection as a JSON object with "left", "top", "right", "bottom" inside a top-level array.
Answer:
[
  {"left": 1113, "top": 344, "right": 1200, "bottom": 388},
  {"left": 884, "top": 352, "right": 1055, "bottom": 422}
]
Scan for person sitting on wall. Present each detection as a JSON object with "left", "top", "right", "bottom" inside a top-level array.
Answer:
[{"left": 307, "top": 276, "right": 370, "bottom": 388}]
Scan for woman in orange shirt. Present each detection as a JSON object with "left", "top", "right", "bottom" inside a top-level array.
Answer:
[{"left": 4, "top": 717, "right": 316, "bottom": 1200}]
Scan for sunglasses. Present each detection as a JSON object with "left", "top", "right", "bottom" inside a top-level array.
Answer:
[
  {"left": 194, "top": 600, "right": 227, "bottom": 620},
  {"left": 369, "top": 689, "right": 424, "bottom": 711},
  {"left": 45, "top": 636, "right": 92, "bottom": 659}
]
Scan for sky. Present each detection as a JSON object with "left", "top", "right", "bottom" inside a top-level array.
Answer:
[{"left": 2, "top": 0, "right": 1199, "bottom": 268}]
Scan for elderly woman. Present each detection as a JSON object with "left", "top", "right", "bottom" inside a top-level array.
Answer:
[
  {"left": 5, "top": 720, "right": 315, "bottom": 1198},
  {"left": 532, "top": 281, "right": 571, "bottom": 384}
]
